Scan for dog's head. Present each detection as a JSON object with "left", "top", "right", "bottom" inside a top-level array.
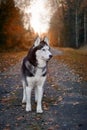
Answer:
[
  {"left": 27, "top": 37, "right": 52, "bottom": 66},
  {"left": 34, "top": 37, "right": 52, "bottom": 61}
]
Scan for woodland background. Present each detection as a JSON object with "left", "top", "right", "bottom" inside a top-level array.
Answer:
[{"left": 0, "top": 0, "right": 87, "bottom": 51}]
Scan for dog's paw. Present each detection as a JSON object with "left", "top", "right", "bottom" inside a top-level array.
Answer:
[
  {"left": 36, "top": 108, "right": 43, "bottom": 113},
  {"left": 26, "top": 105, "right": 31, "bottom": 112}
]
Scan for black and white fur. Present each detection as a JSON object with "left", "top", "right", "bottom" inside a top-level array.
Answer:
[{"left": 21, "top": 37, "right": 52, "bottom": 113}]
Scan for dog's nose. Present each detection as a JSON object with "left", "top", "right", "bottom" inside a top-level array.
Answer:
[{"left": 49, "top": 55, "right": 53, "bottom": 59}]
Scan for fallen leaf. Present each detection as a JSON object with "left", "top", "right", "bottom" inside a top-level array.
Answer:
[
  {"left": 73, "top": 102, "right": 79, "bottom": 105},
  {"left": 58, "top": 96, "right": 63, "bottom": 102},
  {"left": 16, "top": 116, "right": 24, "bottom": 121},
  {"left": 47, "top": 126, "right": 54, "bottom": 130}
]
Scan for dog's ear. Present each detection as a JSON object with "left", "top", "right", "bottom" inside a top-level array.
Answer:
[
  {"left": 34, "top": 37, "right": 40, "bottom": 47},
  {"left": 44, "top": 37, "right": 49, "bottom": 46}
]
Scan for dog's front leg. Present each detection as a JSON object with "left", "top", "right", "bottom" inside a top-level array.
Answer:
[
  {"left": 35, "top": 87, "right": 38, "bottom": 103},
  {"left": 36, "top": 86, "right": 43, "bottom": 113},
  {"left": 26, "top": 87, "right": 32, "bottom": 112},
  {"left": 22, "top": 81, "right": 26, "bottom": 103}
]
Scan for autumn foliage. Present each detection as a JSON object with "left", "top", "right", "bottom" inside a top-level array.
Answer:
[
  {"left": 0, "top": 0, "right": 34, "bottom": 51},
  {"left": 0, "top": 0, "right": 87, "bottom": 50}
]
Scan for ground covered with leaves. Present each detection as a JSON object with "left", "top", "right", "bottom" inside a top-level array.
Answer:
[{"left": 0, "top": 47, "right": 87, "bottom": 130}]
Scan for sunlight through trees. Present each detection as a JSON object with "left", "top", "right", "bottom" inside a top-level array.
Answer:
[{"left": 0, "top": 0, "right": 87, "bottom": 50}]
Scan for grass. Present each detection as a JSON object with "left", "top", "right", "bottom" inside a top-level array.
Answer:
[{"left": 55, "top": 45, "right": 87, "bottom": 81}]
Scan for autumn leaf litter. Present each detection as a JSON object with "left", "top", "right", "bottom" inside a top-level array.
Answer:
[{"left": 0, "top": 48, "right": 87, "bottom": 130}]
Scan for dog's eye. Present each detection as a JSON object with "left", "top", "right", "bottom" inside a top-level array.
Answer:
[{"left": 42, "top": 49, "right": 45, "bottom": 51}]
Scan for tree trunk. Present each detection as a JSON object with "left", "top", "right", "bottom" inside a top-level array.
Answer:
[
  {"left": 75, "top": 9, "right": 79, "bottom": 48},
  {"left": 84, "top": 11, "right": 87, "bottom": 43}
]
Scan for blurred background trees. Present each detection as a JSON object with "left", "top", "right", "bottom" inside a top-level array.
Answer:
[
  {"left": 49, "top": 0, "right": 87, "bottom": 48},
  {"left": 0, "top": 0, "right": 87, "bottom": 50},
  {"left": 0, "top": 0, "right": 33, "bottom": 50}
]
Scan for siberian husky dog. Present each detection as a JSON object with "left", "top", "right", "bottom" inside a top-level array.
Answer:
[{"left": 21, "top": 37, "right": 52, "bottom": 113}]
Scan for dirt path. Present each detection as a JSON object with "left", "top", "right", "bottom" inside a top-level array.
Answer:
[{"left": 0, "top": 48, "right": 87, "bottom": 130}]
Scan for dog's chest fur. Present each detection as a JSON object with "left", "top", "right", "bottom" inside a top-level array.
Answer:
[{"left": 22, "top": 58, "right": 47, "bottom": 86}]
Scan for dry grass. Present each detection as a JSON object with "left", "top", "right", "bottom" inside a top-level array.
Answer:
[
  {"left": 0, "top": 52, "right": 26, "bottom": 72},
  {"left": 55, "top": 46, "right": 87, "bottom": 81}
]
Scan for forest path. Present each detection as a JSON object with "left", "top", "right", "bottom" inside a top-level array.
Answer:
[{"left": 0, "top": 48, "right": 87, "bottom": 130}]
